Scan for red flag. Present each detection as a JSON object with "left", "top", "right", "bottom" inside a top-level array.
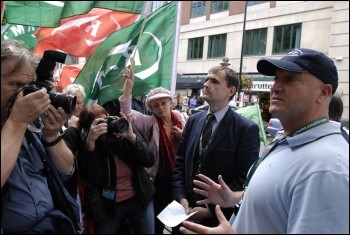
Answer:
[
  {"left": 34, "top": 8, "right": 140, "bottom": 57},
  {"left": 57, "top": 64, "right": 83, "bottom": 89}
]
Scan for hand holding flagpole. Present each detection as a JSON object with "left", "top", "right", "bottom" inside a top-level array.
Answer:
[
  {"left": 123, "top": 1, "right": 152, "bottom": 98},
  {"left": 122, "top": 65, "right": 135, "bottom": 99},
  {"left": 125, "top": 1, "right": 152, "bottom": 69}
]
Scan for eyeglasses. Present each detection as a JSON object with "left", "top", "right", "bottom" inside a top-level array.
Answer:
[{"left": 151, "top": 100, "right": 169, "bottom": 109}]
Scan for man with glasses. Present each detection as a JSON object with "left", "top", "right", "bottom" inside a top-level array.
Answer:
[{"left": 1, "top": 39, "right": 76, "bottom": 233}]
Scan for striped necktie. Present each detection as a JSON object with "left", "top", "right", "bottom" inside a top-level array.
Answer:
[{"left": 201, "top": 113, "right": 215, "bottom": 149}]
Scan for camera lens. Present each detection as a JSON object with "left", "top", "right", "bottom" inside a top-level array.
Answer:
[
  {"left": 49, "top": 92, "right": 77, "bottom": 114},
  {"left": 108, "top": 117, "right": 129, "bottom": 133}
]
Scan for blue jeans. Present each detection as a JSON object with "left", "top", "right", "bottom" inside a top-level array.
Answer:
[{"left": 94, "top": 197, "right": 154, "bottom": 234}]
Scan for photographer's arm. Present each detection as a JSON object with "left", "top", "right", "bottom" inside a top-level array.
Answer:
[
  {"left": 41, "top": 106, "right": 74, "bottom": 174},
  {"left": 1, "top": 89, "right": 51, "bottom": 187}
]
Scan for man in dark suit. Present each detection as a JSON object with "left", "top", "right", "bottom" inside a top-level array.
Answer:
[{"left": 172, "top": 66, "right": 260, "bottom": 229}]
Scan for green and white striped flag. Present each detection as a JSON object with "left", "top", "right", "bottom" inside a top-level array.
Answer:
[
  {"left": 5, "top": 1, "right": 145, "bottom": 27},
  {"left": 74, "top": 1, "right": 177, "bottom": 105}
]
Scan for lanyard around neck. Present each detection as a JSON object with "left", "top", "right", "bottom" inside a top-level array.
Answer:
[{"left": 244, "top": 116, "right": 329, "bottom": 188}]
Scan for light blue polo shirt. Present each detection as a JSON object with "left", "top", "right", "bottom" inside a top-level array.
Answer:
[{"left": 232, "top": 121, "right": 349, "bottom": 233}]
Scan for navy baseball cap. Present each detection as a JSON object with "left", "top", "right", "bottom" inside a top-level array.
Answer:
[{"left": 257, "top": 48, "right": 338, "bottom": 93}]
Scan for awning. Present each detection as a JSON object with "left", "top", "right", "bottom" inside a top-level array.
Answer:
[
  {"left": 176, "top": 74, "right": 274, "bottom": 90},
  {"left": 176, "top": 75, "right": 207, "bottom": 89},
  {"left": 251, "top": 75, "right": 274, "bottom": 81}
]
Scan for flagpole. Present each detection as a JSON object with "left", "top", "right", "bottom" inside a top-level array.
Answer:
[
  {"left": 129, "top": 1, "right": 152, "bottom": 66},
  {"left": 1, "top": 1, "right": 6, "bottom": 27},
  {"left": 170, "top": 1, "right": 182, "bottom": 95}
]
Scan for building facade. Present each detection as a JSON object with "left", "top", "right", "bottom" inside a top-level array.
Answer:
[{"left": 176, "top": 1, "right": 349, "bottom": 122}]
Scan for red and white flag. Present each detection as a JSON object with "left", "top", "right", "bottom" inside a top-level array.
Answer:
[
  {"left": 34, "top": 8, "right": 140, "bottom": 58},
  {"left": 56, "top": 64, "right": 83, "bottom": 89}
]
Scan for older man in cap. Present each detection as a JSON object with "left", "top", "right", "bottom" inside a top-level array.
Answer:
[{"left": 179, "top": 48, "right": 349, "bottom": 234}]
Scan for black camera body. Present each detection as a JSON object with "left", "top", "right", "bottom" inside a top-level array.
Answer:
[
  {"left": 23, "top": 50, "right": 76, "bottom": 114},
  {"left": 99, "top": 116, "right": 129, "bottom": 134}
]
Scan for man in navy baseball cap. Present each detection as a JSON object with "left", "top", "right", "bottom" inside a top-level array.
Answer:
[
  {"left": 177, "top": 48, "right": 348, "bottom": 234},
  {"left": 257, "top": 48, "right": 338, "bottom": 93}
]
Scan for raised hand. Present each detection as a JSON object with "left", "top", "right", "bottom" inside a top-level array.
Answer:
[
  {"left": 193, "top": 174, "right": 242, "bottom": 208},
  {"left": 122, "top": 65, "right": 135, "bottom": 98}
]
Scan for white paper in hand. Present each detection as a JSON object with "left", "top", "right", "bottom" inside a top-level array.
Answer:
[{"left": 157, "top": 200, "right": 197, "bottom": 227}]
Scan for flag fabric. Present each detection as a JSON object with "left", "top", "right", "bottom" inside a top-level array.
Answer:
[
  {"left": 34, "top": 8, "right": 140, "bottom": 57},
  {"left": 1, "top": 23, "right": 39, "bottom": 49},
  {"left": 56, "top": 64, "right": 84, "bottom": 90},
  {"left": 74, "top": 1, "right": 177, "bottom": 105},
  {"left": 5, "top": 1, "right": 145, "bottom": 27},
  {"left": 235, "top": 104, "right": 268, "bottom": 147}
]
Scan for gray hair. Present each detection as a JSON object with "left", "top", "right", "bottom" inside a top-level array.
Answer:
[
  {"left": 62, "top": 83, "right": 86, "bottom": 99},
  {"left": 1, "top": 39, "right": 40, "bottom": 77}
]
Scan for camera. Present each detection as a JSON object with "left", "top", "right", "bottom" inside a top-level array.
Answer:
[
  {"left": 98, "top": 116, "right": 129, "bottom": 134},
  {"left": 23, "top": 50, "right": 77, "bottom": 114}
]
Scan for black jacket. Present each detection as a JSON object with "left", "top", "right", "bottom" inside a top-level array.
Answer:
[
  {"left": 173, "top": 108, "right": 260, "bottom": 226},
  {"left": 78, "top": 127, "right": 155, "bottom": 213}
]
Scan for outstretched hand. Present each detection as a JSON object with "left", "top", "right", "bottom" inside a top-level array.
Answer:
[
  {"left": 179, "top": 205, "right": 235, "bottom": 234},
  {"left": 193, "top": 174, "right": 242, "bottom": 208}
]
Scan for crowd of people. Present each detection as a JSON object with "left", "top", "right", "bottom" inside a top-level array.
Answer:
[{"left": 1, "top": 39, "right": 349, "bottom": 234}]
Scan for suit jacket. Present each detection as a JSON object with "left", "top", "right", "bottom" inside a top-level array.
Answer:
[{"left": 172, "top": 107, "right": 260, "bottom": 225}]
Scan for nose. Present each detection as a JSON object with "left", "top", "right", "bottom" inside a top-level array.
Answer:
[
  {"left": 203, "top": 80, "right": 209, "bottom": 89},
  {"left": 270, "top": 80, "right": 282, "bottom": 93}
]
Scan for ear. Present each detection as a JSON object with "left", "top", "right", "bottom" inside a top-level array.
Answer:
[
  {"left": 317, "top": 84, "right": 332, "bottom": 105},
  {"left": 229, "top": 86, "right": 237, "bottom": 97},
  {"left": 320, "top": 84, "right": 333, "bottom": 98}
]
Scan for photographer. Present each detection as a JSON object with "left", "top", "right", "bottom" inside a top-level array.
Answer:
[
  {"left": 1, "top": 40, "right": 76, "bottom": 233},
  {"left": 77, "top": 103, "right": 155, "bottom": 234}
]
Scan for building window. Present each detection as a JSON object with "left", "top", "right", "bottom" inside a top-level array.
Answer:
[
  {"left": 247, "top": 1, "right": 268, "bottom": 6},
  {"left": 191, "top": 1, "right": 206, "bottom": 18},
  {"left": 208, "top": 34, "right": 227, "bottom": 58},
  {"left": 244, "top": 28, "right": 267, "bottom": 55},
  {"left": 188, "top": 37, "right": 204, "bottom": 60},
  {"left": 273, "top": 23, "right": 302, "bottom": 54},
  {"left": 211, "top": 1, "right": 228, "bottom": 13}
]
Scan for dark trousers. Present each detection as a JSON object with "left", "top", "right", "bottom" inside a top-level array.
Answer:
[
  {"left": 154, "top": 174, "right": 173, "bottom": 234},
  {"left": 94, "top": 197, "right": 153, "bottom": 234}
]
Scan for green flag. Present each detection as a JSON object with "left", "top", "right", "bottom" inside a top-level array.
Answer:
[
  {"left": 74, "top": 1, "right": 177, "bottom": 105},
  {"left": 5, "top": 1, "right": 144, "bottom": 27},
  {"left": 1, "top": 23, "right": 39, "bottom": 49},
  {"left": 236, "top": 104, "right": 268, "bottom": 147}
]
